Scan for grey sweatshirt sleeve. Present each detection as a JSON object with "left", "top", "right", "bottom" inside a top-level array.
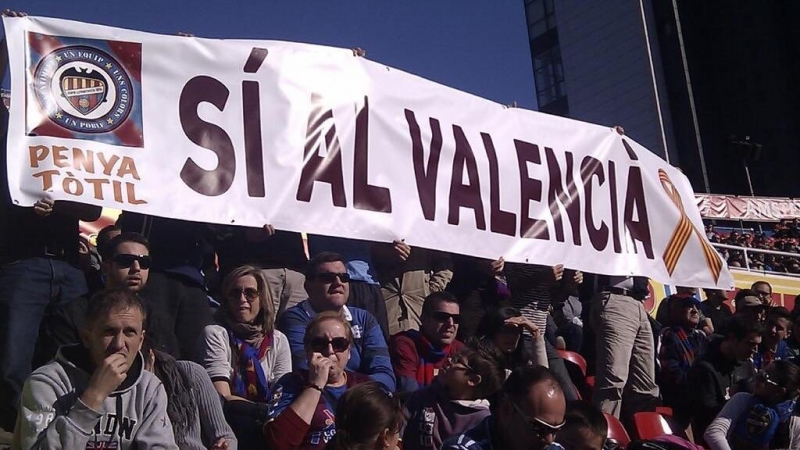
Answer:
[
  {"left": 14, "top": 373, "right": 102, "bottom": 450},
  {"left": 134, "top": 380, "right": 179, "bottom": 450},
  {"left": 178, "top": 361, "right": 238, "bottom": 450}
]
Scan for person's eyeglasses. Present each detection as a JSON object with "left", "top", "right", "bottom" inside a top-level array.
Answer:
[
  {"left": 445, "top": 355, "right": 473, "bottom": 372},
  {"left": 756, "top": 291, "right": 771, "bottom": 298},
  {"left": 431, "top": 311, "right": 462, "bottom": 324},
  {"left": 228, "top": 288, "right": 260, "bottom": 301},
  {"left": 113, "top": 254, "right": 152, "bottom": 270},
  {"left": 314, "top": 272, "right": 351, "bottom": 284},
  {"left": 308, "top": 336, "right": 350, "bottom": 353},
  {"left": 511, "top": 402, "right": 566, "bottom": 437},
  {"left": 755, "top": 370, "right": 780, "bottom": 387}
]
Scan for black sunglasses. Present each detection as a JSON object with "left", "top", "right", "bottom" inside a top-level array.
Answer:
[
  {"left": 314, "top": 272, "right": 351, "bottom": 284},
  {"left": 431, "top": 311, "right": 462, "bottom": 324},
  {"left": 113, "top": 253, "right": 152, "bottom": 270},
  {"left": 228, "top": 287, "right": 260, "bottom": 301},
  {"left": 308, "top": 336, "right": 350, "bottom": 354}
]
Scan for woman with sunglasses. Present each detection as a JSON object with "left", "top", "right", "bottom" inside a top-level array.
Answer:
[
  {"left": 265, "top": 311, "right": 371, "bottom": 450},
  {"left": 476, "top": 307, "right": 548, "bottom": 375},
  {"left": 326, "top": 382, "right": 404, "bottom": 450},
  {"left": 202, "top": 265, "right": 291, "bottom": 402},
  {"left": 402, "top": 340, "right": 506, "bottom": 450},
  {"left": 704, "top": 360, "right": 800, "bottom": 449}
]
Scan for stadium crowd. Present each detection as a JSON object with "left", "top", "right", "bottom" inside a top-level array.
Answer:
[
  {"left": 708, "top": 220, "right": 800, "bottom": 274},
  {"left": 4, "top": 11, "right": 800, "bottom": 450}
]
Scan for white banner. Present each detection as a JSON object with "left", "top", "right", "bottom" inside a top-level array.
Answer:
[{"left": 3, "top": 16, "right": 733, "bottom": 288}]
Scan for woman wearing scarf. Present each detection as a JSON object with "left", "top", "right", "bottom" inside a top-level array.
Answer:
[
  {"left": 201, "top": 265, "right": 291, "bottom": 445},
  {"left": 705, "top": 360, "right": 800, "bottom": 450}
]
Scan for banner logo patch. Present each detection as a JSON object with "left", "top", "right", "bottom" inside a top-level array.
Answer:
[{"left": 26, "top": 33, "right": 144, "bottom": 147}]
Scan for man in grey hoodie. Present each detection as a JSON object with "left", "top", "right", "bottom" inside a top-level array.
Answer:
[{"left": 13, "top": 288, "right": 177, "bottom": 450}]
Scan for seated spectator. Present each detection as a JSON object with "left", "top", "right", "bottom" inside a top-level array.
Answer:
[
  {"left": 476, "top": 307, "right": 548, "bottom": 373},
  {"left": 390, "top": 291, "right": 465, "bottom": 394},
  {"left": 277, "top": 252, "right": 395, "bottom": 391},
  {"left": 704, "top": 360, "right": 800, "bottom": 450},
  {"left": 733, "top": 289, "right": 768, "bottom": 325},
  {"left": 700, "top": 288, "right": 733, "bottom": 332},
  {"left": 753, "top": 307, "right": 792, "bottom": 370},
  {"left": 43, "top": 233, "right": 155, "bottom": 357},
  {"left": 751, "top": 281, "right": 774, "bottom": 306},
  {"left": 307, "top": 235, "right": 391, "bottom": 341},
  {"left": 688, "top": 315, "right": 763, "bottom": 443},
  {"left": 658, "top": 293, "right": 708, "bottom": 428},
  {"left": 785, "top": 310, "right": 800, "bottom": 362},
  {"left": 441, "top": 366, "right": 566, "bottom": 450},
  {"left": 556, "top": 401, "right": 608, "bottom": 450},
  {"left": 13, "top": 289, "right": 177, "bottom": 449},
  {"left": 402, "top": 341, "right": 505, "bottom": 450},
  {"left": 656, "top": 287, "right": 713, "bottom": 335},
  {"left": 202, "top": 266, "right": 291, "bottom": 402},
  {"left": 326, "top": 381, "right": 403, "bottom": 450},
  {"left": 142, "top": 338, "right": 237, "bottom": 450},
  {"left": 265, "top": 312, "right": 371, "bottom": 450}
]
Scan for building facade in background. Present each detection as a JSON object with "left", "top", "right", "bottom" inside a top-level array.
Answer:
[{"left": 524, "top": 0, "right": 800, "bottom": 197}]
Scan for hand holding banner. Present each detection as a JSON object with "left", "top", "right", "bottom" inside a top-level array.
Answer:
[{"left": 2, "top": 15, "right": 733, "bottom": 288}]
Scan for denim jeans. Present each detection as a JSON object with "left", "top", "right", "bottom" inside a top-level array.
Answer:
[{"left": 0, "top": 257, "right": 87, "bottom": 429}]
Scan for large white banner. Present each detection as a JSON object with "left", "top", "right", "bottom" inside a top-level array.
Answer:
[{"left": 3, "top": 16, "right": 733, "bottom": 288}]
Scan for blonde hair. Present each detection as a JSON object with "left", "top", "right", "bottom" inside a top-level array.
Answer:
[{"left": 221, "top": 265, "right": 275, "bottom": 333}]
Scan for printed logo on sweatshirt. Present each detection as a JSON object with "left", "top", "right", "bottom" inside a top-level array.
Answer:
[{"left": 92, "top": 413, "right": 137, "bottom": 440}]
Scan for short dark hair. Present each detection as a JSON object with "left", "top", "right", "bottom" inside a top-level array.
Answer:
[
  {"left": 562, "top": 400, "right": 608, "bottom": 443},
  {"left": 735, "top": 289, "right": 760, "bottom": 303},
  {"left": 85, "top": 288, "right": 147, "bottom": 329},
  {"left": 752, "top": 281, "right": 772, "bottom": 292},
  {"left": 102, "top": 232, "right": 150, "bottom": 260},
  {"left": 491, "top": 365, "right": 561, "bottom": 414},
  {"left": 462, "top": 338, "right": 506, "bottom": 399},
  {"left": 769, "top": 360, "right": 800, "bottom": 398},
  {"left": 768, "top": 307, "right": 792, "bottom": 326},
  {"left": 421, "top": 291, "right": 459, "bottom": 317},
  {"left": 96, "top": 225, "right": 121, "bottom": 257},
  {"left": 305, "top": 251, "right": 345, "bottom": 279},
  {"left": 725, "top": 314, "right": 763, "bottom": 341}
]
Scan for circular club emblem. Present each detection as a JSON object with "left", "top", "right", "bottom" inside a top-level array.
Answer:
[{"left": 33, "top": 45, "right": 133, "bottom": 133}]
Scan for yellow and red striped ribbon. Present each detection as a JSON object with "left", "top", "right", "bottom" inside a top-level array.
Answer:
[{"left": 659, "top": 169, "right": 723, "bottom": 283}]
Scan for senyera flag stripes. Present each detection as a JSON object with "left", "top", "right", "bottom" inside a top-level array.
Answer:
[{"left": 2, "top": 15, "right": 733, "bottom": 289}]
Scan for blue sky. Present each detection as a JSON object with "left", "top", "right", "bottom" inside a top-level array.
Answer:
[{"left": 2, "top": 1, "right": 537, "bottom": 109}]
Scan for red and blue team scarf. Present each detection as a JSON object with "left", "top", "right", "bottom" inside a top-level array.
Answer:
[
  {"left": 407, "top": 329, "right": 451, "bottom": 387},
  {"left": 229, "top": 332, "right": 273, "bottom": 402}
]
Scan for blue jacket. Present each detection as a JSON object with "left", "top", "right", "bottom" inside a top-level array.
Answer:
[
  {"left": 753, "top": 340, "right": 790, "bottom": 370},
  {"left": 276, "top": 301, "right": 396, "bottom": 391}
]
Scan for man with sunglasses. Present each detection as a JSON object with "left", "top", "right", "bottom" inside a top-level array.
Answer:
[
  {"left": 390, "top": 291, "right": 465, "bottom": 394},
  {"left": 277, "top": 252, "right": 396, "bottom": 391},
  {"left": 45, "top": 233, "right": 205, "bottom": 361},
  {"left": 442, "top": 366, "right": 566, "bottom": 450}
]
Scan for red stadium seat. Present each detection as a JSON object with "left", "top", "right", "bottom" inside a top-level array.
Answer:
[
  {"left": 605, "top": 413, "right": 631, "bottom": 449},
  {"left": 557, "top": 350, "right": 587, "bottom": 377},
  {"left": 632, "top": 412, "right": 673, "bottom": 441}
]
